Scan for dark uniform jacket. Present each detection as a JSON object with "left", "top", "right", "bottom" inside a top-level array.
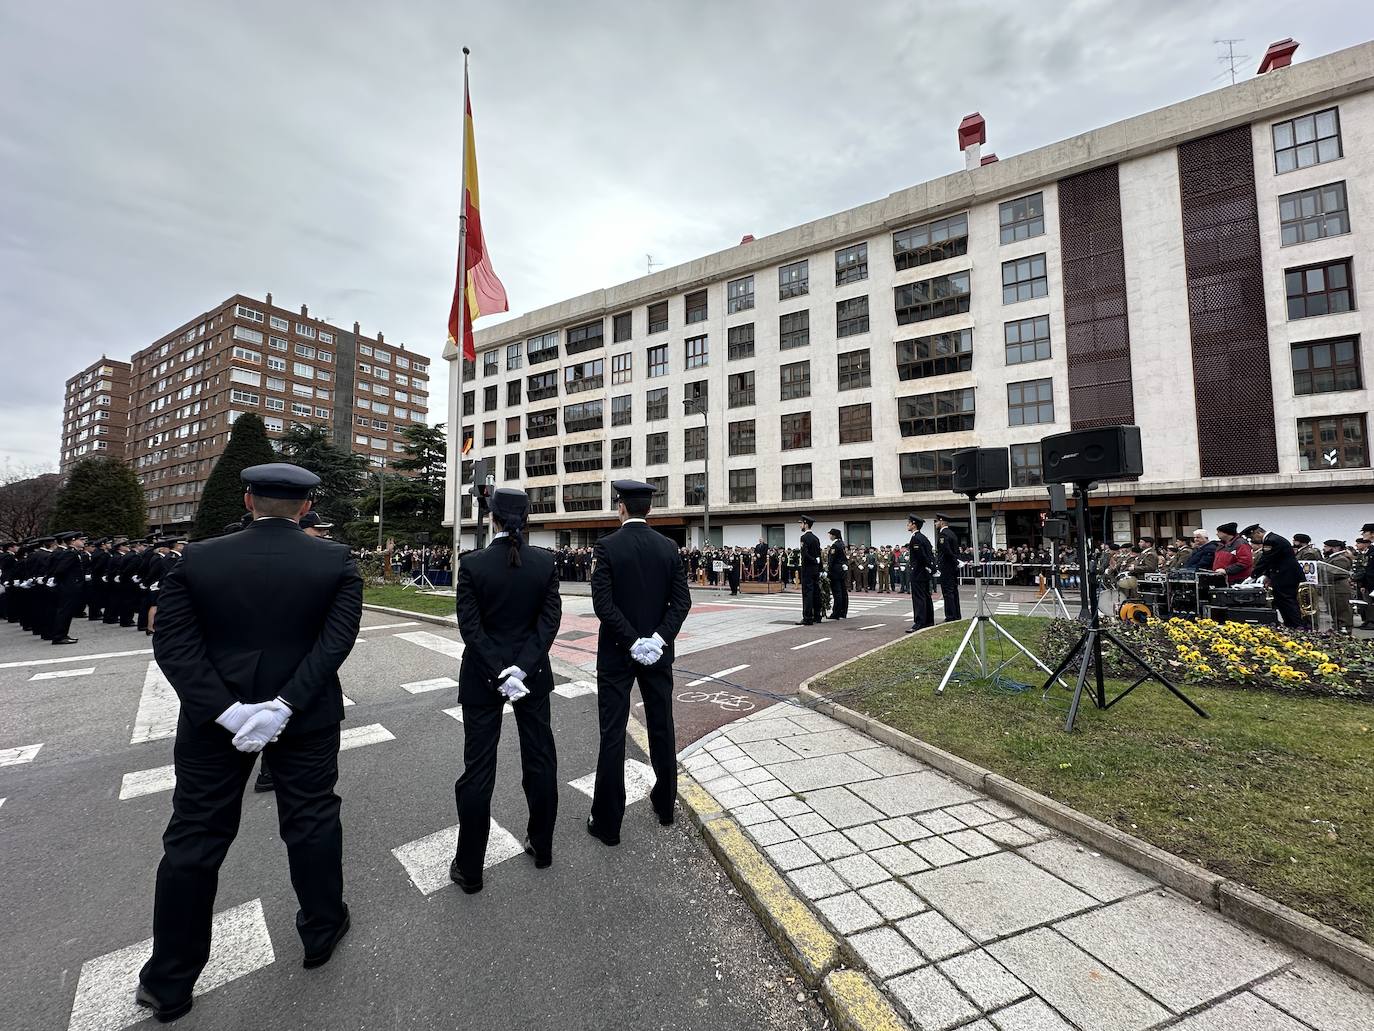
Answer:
[
  {"left": 152, "top": 518, "right": 362, "bottom": 734},
  {"left": 454, "top": 539, "right": 561, "bottom": 703},
  {"left": 937, "top": 527, "right": 961, "bottom": 572},
  {"left": 827, "top": 539, "right": 848, "bottom": 579},
  {"left": 799, "top": 530, "right": 822, "bottom": 580},
  {"left": 909, "top": 532, "right": 935, "bottom": 582},
  {"left": 1251, "top": 533, "right": 1304, "bottom": 590},
  {"left": 591, "top": 521, "right": 692, "bottom": 673},
  {"left": 49, "top": 546, "right": 84, "bottom": 607}
]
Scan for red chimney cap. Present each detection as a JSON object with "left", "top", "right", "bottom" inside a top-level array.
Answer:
[
  {"left": 739, "top": 234, "right": 755, "bottom": 244},
  {"left": 958, "top": 113, "right": 986, "bottom": 150},
  {"left": 980, "top": 153, "right": 999, "bottom": 166},
  {"left": 1257, "top": 38, "right": 1299, "bottom": 74}
]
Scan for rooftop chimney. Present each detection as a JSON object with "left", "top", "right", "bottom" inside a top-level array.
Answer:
[
  {"left": 980, "top": 153, "right": 999, "bottom": 166},
  {"left": 377, "top": 332, "right": 384, "bottom": 344},
  {"left": 300, "top": 303, "right": 309, "bottom": 317},
  {"left": 1257, "top": 38, "right": 1299, "bottom": 74},
  {"left": 265, "top": 291, "right": 273, "bottom": 307},
  {"left": 740, "top": 234, "right": 755, "bottom": 245},
  {"left": 353, "top": 321, "right": 361, "bottom": 335},
  {"left": 958, "top": 112, "right": 986, "bottom": 171}
]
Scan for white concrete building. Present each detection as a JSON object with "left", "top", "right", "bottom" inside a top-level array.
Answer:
[{"left": 446, "top": 38, "right": 1373, "bottom": 551}]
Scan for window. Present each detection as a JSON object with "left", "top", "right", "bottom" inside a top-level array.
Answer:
[
  {"left": 999, "top": 192, "right": 1045, "bottom": 244},
  {"left": 372, "top": 401, "right": 390, "bottom": 415},
  {"left": 778, "top": 259, "right": 809, "bottom": 299},
  {"left": 1002, "top": 253, "right": 1049, "bottom": 304},
  {"left": 612, "top": 312, "right": 633, "bottom": 344},
  {"left": 375, "top": 350, "right": 391, "bottom": 366},
  {"left": 563, "top": 400, "right": 604, "bottom": 433},
  {"left": 1010, "top": 443, "right": 1043, "bottom": 486},
  {"left": 840, "top": 458, "right": 874, "bottom": 497},
  {"left": 483, "top": 421, "right": 497, "bottom": 447},
  {"left": 897, "top": 328, "right": 973, "bottom": 380},
  {"left": 267, "top": 355, "right": 286, "bottom": 372},
  {"left": 506, "top": 415, "right": 521, "bottom": 443},
  {"left": 482, "top": 385, "right": 497, "bottom": 411},
  {"left": 684, "top": 425, "right": 706, "bottom": 462},
  {"left": 645, "top": 387, "right": 669, "bottom": 421},
  {"left": 727, "top": 276, "right": 754, "bottom": 314},
  {"left": 1280, "top": 182, "right": 1350, "bottom": 247},
  {"left": 1005, "top": 316, "right": 1051, "bottom": 364},
  {"left": 270, "top": 315, "right": 289, "bottom": 332},
  {"left": 230, "top": 389, "right": 260, "bottom": 406},
  {"left": 359, "top": 344, "right": 373, "bottom": 357},
  {"left": 1297, "top": 413, "right": 1366, "bottom": 470},
  {"left": 527, "top": 331, "right": 559, "bottom": 365},
  {"left": 685, "top": 335, "right": 709, "bottom": 369},
  {"left": 782, "top": 463, "right": 812, "bottom": 501},
  {"left": 835, "top": 243, "right": 868, "bottom": 285},
  {"left": 232, "top": 346, "right": 261, "bottom": 363},
  {"left": 684, "top": 290, "right": 708, "bottom": 324},
  {"left": 728, "top": 419, "right": 755, "bottom": 456},
  {"left": 1286, "top": 259, "right": 1355, "bottom": 319},
  {"left": 483, "top": 351, "right": 499, "bottom": 377},
  {"left": 292, "top": 402, "right": 313, "bottom": 417},
  {"left": 899, "top": 388, "right": 976, "bottom": 435},
  {"left": 647, "top": 301, "right": 669, "bottom": 334},
  {"left": 779, "top": 361, "right": 811, "bottom": 401},
  {"left": 563, "top": 441, "right": 603, "bottom": 473},
  {"left": 296, "top": 324, "right": 316, "bottom": 339},
  {"left": 293, "top": 383, "right": 315, "bottom": 398},
  {"left": 293, "top": 362, "right": 315, "bottom": 379},
  {"left": 647, "top": 476, "right": 668, "bottom": 506},
  {"left": 837, "top": 349, "right": 871, "bottom": 390},
  {"left": 507, "top": 341, "right": 523, "bottom": 370},
  {"left": 729, "top": 468, "right": 757, "bottom": 503},
  {"left": 836, "top": 296, "right": 870, "bottom": 337},
  {"left": 728, "top": 371, "right": 755, "bottom": 408},
  {"left": 526, "top": 447, "right": 557, "bottom": 477},
  {"left": 507, "top": 380, "right": 522, "bottom": 407},
  {"left": 780, "top": 411, "right": 812, "bottom": 450},
  {"left": 527, "top": 408, "right": 558, "bottom": 439},
  {"left": 611, "top": 352, "right": 632, "bottom": 384},
  {"left": 685, "top": 379, "right": 708, "bottom": 408},
  {"left": 233, "top": 326, "right": 263, "bottom": 344},
  {"left": 610, "top": 437, "right": 632, "bottom": 469},
  {"left": 315, "top": 388, "right": 330, "bottom": 401},
  {"left": 780, "top": 310, "right": 810, "bottom": 350},
  {"left": 727, "top": 323, "right": 754, "bottom": 360},
  {"left": 566, "top": 320, "right": 604, "bottom": 355},
  {"left": 899, "top": 449, "right": 957, "bottom": 492},
  {"left": 355, "top": 433, "right": 369, "bottom": 445},
  {"left": 264, "top": 417, "right": 284, "bottom": 432},
  {"left": 564, "top": 359, "right": 604, "bottom": 394},
  {"left": 895, "top": 271, "right": 972, "bottom": 324},
  {"left": 1008, "top": 378, "right": 1055, "bottom": 426},
  {"left": 396, "top": 355, "right": 409, "bottom": 369},
  {"left": 269, "top": 336, "right": 288, "bottom": 352},
  {"left": 838, "top": 403, "right": 872, "bottom": 444},
  {"left": 612, "top": 394, "right": 633, "bottom": 426},
  {"left": 1273, "top": 107, "right": 1342, "bottom": 174},
  {"left": 893, "top": 212, "right": 969, "bottom": 270},
  {"left": 1292, "top": 337, "right": 1361, "bottom": 395},
  {"left": 684, "top": 472, "right": 706, "bottom": 506},
  {"left": 646, "top": 431, "right": 669, "bottom": 464},
  {"left": 527, "top": 370, "right": 558, "bottom": 402},
  {"left": 504, "top": 453, "right": 520, "bottom": 480},
  {"left": 230, "top": 368, "right": 261, "bottom": 386},
  {"left": 648, "top": 344, "right": 669, "bottom": 378},
  {"left": 529, "top": 485, "right": 556, "bottom": 513},
  {"left": 266, "top": 397, "right": 285, "bottom": 412},
  {"left": 375, "top": 367, "right": 390, "bottom": 382},
  {"left": 316, "top": 350, "right": 332, "bottom": 364}
]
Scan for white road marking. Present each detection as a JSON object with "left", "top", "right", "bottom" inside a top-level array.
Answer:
[
  {"left": 358, "top": 621, "right": 421, "bottom": 632},
  {"left": 340, "top": 724, "right": 395, "bottom": 750},
  {"left": 859, "top": 624, "right": 886, "bottom": 630},
  {"left": 0, "top": 648, "right": 152, "bottom": 670},
  {"left": 685, "top": 664, "right": 750, "bottom": 688},
  {"left": 66, "top": 898, "right": 274, "bottom": 1031},
  {"left": 441, "top": 704, "right": 512, "bottom": 722},
  {"left": 0, "top": 743, "right": 43, "bottom": 767},
  {"left": 119, "top": 765, "right": 176, "bottom": 800},
  {"left": 342, "top": 693, "right": 355, "bottom": 707},
  {"left": 395, "top": 630, "right": 465, "bottom": 659},
  {"left": 552, "top": 679, "right": 597, "bottom": 699},
  {"left": 568, "top": 759, "right": 656, "bottom": 806},
  {"left": 392, "top": 819, "right": 523, "bottom": 894},
  {"left": 402, "top": 676, "right": 459, "bottom": 694},
  {"left": 29, "top": 666, "right": 97, "bottom": 681},
  {"left": 790, "top": 637, "right": 831, "bottom": 650},
  {"left": 130, "top": 662, "right": 180, "bottom": 744}
]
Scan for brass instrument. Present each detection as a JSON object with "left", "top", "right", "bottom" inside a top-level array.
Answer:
[{"left": 1298, "top": 581, "right": 1319, "bottom": 618}]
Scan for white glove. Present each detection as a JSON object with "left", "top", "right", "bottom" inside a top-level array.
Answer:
[
  {"left": 85, "top": 574, "right": 92, "bottom": 581},
  {"left": 113, "top": 575, "right": 121, "bottom": 583},
  {"left": 232, "top": 699, "right": 293, "bottom": 752},
  {"left": 215, "top": 701, "right": 259, "bottom": 735},
  {"left": 46, "top": 577, "right": 56, "bottom": 587},
  {"left": 498, "top": 676, "right": 530, "bottom": 702},
  {"left": 842, "top": 564, "right": 849, "bottom": 571},
  {"left": 631, "top": 633, "right": 665, "bottom": 665}
]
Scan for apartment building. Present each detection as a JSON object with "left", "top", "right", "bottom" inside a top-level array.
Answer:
[
  {"left": 447, "top": 38, "right": 1373, "bottom": 550},
  {"left": 60, "top": 357, "right": 133, "bottom": 471}
]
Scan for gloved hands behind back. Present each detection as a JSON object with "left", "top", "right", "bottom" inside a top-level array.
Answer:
[
  {"left": 630, "top": 632, "right": 665, "bottom": 666},
  {"left": 496, "top": 665, "right": 530, "bottom": 702}
]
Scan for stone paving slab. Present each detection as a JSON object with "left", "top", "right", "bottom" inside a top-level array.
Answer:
[
  {"left": 1169, "top": 992, "right": 1310, "bottom": 1030},
  {"left": 907, "top": 853, "right": 1097, "bottom": 943},
  {"left": 1251, "top": 961, "right": 1374, "bottom": 1031},
  {"left": 850, "top": 771, "right": 983, "bottom": 817}
]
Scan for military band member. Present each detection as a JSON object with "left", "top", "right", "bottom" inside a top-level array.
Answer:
[
  {"left": 136, "top": 463, "right": 361, "bottom": 1022},
  {"left": 1134, "top": 536, "right": 1160, "bottom": 575},
  {"left": 905, "top": 515, "right": 935, "bottom": 633},
  {"left": 449, "top": 488, "right": 562, "bottom": 891},
  {"left": 826, "top": 528, "right": 849, "bottom": 619},
  {"left": 1322, "top": 539, "right": 1354, "bottom": 633},
  {"left": 798, "top": 515, "right": 822, "bottom": 626},
  {"left": 934, "top": 515, "right": 962, "bottom": 621},
  {"left": 877, "top": 548, "right": 891, "bottom": 593},
  {"left": 588, "top": 480, "right": 692, "bottom": 845},
  {"left": 1292, "top": 533, "right": 1322, "bottom": 563}
]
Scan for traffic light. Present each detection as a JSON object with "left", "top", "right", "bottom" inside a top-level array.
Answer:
[{"left": 469, "top": 458, "right": 492, "bottom": 517}]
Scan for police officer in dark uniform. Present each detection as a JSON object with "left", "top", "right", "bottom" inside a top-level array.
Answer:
[
  {"left": 87, "top": 538, "right": 110, "bottom": 622},
  {"left": 826, "top": 528, "right": 849, "bottom": 619},
  {"left": 0, "top": 539, "right": 18, "bottom": 623},
  {"left": 905, "top": 514, "right": 936, "bottom": 632},
  {"left": 798, "top": 515, "right": 822, "bottom": 625},
  {"left": 934, "top": 514, "right": 963, "bottom": 621},
  {"left": 29, "top": 535, "right": 56, "bottom": 639},
  {"left": 1244, "top": 522, "right": 1306, "bottom": 628},
  {"left": 47, "top": 530, "right": 87, "bottom": 645},
  {"left": 449, "top": 487, "right": 562, "bottom": 892},
  {"left": 136, "top": 463, "right": 362, "bottom": 1022},
  {"left": 588, "top": 480, "right": 692, "bottom": 845}
]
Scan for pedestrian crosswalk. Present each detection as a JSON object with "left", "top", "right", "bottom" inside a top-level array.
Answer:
[
  {"left": 129, "top": 661, "right": 178, "bottom": 745},
  {"left": 395, "top": 630, "right": 465, "bottom": 659},
  {"left": 1, "top": 742, "right": 43, "bottom": 767},
  {"left": 401, "top": 676, "right": 460, "bottom": 694},
  {"left": 29, "top": 666, "right": 96, "bottom": 681}
]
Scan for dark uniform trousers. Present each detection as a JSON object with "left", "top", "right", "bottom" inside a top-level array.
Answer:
[
  {"left": 939, "top": 565, "right": 962, "bottom": 620},
  {"left": 829, "top": 572, "right": 849, "bottom": 618},
  {"left": 454, "top": 692, "right": 558, "bottom": 879},
  {"left": 592, "top": 659, "right": 676, "bottom": 836},
  {"left": 911, "top": 577, "right": 934, "bottom": 628},
  {"left": 140, "top": 717, "right": 345, "bottom": 1002}
]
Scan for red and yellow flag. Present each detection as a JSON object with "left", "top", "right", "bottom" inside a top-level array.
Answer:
[{"left": 445, "top": 74, "right": 508, "bottom": 362}]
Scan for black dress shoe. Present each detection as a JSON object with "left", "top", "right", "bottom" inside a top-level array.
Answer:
[
  {"left": 52, "top": 637, "right": 78, "bottom": 645},
  {"left": 905, "top": 626, "right": 919, "bottom": 633},
  {"left": 523, "top": 837, "right": 552, "bottom": 869},
  {"left": 135, "top": 983, "right": 193, "bottom": 1023},
  {"left": 657, "top": 810, "right": 675, "bottom": 827},
  {"left": 253, "top": 770, "right": 275, "bottom": 793},
  {"left": 302, "top": 907, "right": 351, "bottom": 969},
  {"left": 586, "top": 815, "right": 620, "bottom": 846},
  {"left": 795, "top": 620, "right": 812, "bottom": 626},
  {"left": 448, "top": 858, "right": 483, "bottom": 893}
]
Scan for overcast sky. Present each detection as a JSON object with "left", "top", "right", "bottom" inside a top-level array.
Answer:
[{"left": 3, "top": 1, "right": 1371, "bottom": 473}]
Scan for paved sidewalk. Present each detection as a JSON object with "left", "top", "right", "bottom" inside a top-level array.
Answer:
[{"left": 684, "top": 704, "right": 1374, "bottom": 1031}]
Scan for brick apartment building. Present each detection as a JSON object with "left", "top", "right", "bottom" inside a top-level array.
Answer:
[{"left": 60, "top": 357, "right": 133, "bottom": 471}]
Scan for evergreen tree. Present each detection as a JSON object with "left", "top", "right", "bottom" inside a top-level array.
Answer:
[
  {"left": 191, "top": 412, "right": 276, "bottom": 539},
  {"left": 391, "top": 423, "right": 447, "bottom": 487},
  {"left": 48, "top": 458, "right": 147, "bottom": 538},
  {"left": 278, "top": 422, "right": 368, "bottom": 526}
]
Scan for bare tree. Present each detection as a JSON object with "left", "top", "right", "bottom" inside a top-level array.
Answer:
[{"left": 0, "top": 470, "right": 63, "bottom": 540}]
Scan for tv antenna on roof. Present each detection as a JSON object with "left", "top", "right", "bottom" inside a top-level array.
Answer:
[
  {"left": 646, "top": 253, "right": 664, "bottom": 275},
  {"left": 1215, "top": 38, "right": 1248, "bottom": 85}
]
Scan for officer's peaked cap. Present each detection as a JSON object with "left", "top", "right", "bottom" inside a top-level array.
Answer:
[
  {"left": 242, "top": 463, "right": 320, "bottom": 500},
  {"left": 1240, "top": 523, "right": 1263, "bottom": 536},
  {"left": 611, "top": 479, "right": 654, "bottom": 503}
]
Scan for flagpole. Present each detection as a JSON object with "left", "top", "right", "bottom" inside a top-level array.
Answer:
[{"left": 451, "top": 46, "right": 471, "bottom": 567}]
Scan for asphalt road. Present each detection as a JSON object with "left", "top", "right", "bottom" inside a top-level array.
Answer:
[{"left": 0, "top": 614, "right": 830, "bottom": 1031}]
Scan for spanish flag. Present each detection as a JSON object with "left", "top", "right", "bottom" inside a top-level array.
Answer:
[{"left": 445, "top": 62, "right": 508, "bottom": 362}]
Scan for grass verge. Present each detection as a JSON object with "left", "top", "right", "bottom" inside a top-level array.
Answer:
[
  {"left": 813, "top": 616, "right": 1374, "bottom": 945},
  {"left": 363, "top": 584, "right": 455, "bottom": 618}
]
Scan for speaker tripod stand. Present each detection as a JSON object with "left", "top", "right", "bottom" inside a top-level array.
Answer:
[
  {"left": 1027, "top": 540, "right": 1072, "bottom": 619},
  {"left": 401, "top": 543, "right": 437, "bottom": 591}
]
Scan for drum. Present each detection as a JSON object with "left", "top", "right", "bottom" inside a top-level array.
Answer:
[{"left": 1116, "top": 574, "right": 1138, "bottom": 594}]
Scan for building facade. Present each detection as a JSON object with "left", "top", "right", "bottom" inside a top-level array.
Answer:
[
  {"left": 446, "top": 38, "right": 1373, "bottom": 551},
  {"left": 60, "top": 357, "right": 132, "bottom": 471}
]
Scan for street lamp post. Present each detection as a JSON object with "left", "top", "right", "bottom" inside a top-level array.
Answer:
[
  {"left": 684, "top": 397, "right": 709, "bottom": 548},
  {"left": 376, "top": 460, "right": 386, "bottom": 550}
]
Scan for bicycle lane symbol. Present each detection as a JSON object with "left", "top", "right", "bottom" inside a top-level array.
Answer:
[{"left": 675, "top": 690, "right": 756, "bottom": 713}]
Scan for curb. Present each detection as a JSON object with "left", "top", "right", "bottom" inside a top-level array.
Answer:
[
  {"left": 796, "top": 685, "right": 1374, "bottom": 990},
  {"left": 362, "top": 602, "right": 456, "bottom": 628}
]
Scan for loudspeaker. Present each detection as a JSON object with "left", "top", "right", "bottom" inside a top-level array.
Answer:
[
  {"left": 951, "top": 447, "right": 1010, "bottom": 495},
  {"left": 1209, "top": 606, "right": 1278, "bottom": 626},
  {"left": 1041, "top": 425, "right": 1143, "bottom": 484}
]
